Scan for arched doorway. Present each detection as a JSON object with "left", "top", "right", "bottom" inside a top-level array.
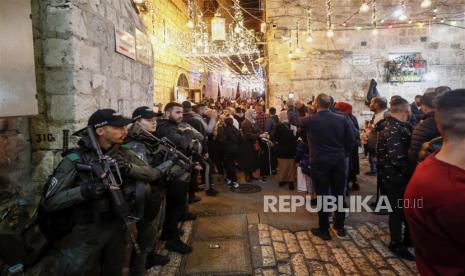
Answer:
[{"left": 173, "top": 73, "right": 189, "bottom": 102}]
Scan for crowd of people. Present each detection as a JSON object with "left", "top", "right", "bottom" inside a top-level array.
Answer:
[{"left": 35, "top": 86, "right": 465, "bottom": 275}]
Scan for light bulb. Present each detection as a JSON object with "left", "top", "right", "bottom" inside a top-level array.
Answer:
[
  {"left": 408, "top": 20, "right": 413, "bottom": 24},
  {"left": 326, "top": 29, "right": 334, "bottom": 38},
  {"left": 306, "top": 35, "right": 313, "bottom": 42},
  {"left": 234, "top": 25, "right": 241, "bottom": 33},
  {"left": 239, "top": 41, "right": 245, "bottom": 48},
  {"left": 398, "top": 14, "right": 408, "bottom": 21},
  {"left": 360, "top": 3, "right": 370, "bottom": 13},
  {"left": 187, "top": 20, "right": 194, "bottom": 29},
  {"left": 372, "top": 29, "right": 378, "bottom": 35},
  {"left": 420, "top": 0, "right": 431, "bottom": 8},
  {"left": 229, "top": 47, "right": 234, "bottom": 52}
]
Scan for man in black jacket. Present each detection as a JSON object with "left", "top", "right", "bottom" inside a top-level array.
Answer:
[
  {"left": 377, "top": 97, "right": 414, "bottom": 261},
  {"left": 408, "top": 86, "right": 451, "bottom": 165},
  {"left": 410, "top": 95, "right": 425, "bottom": 122},
  {"left": 156, "top": 102, "right": 195, "bottom": 254},
  {"left": 288, "top": 94, "right": 355, "bottom": 240}
]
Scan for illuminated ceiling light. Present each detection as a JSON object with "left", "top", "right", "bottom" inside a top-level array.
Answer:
[
  {"left": 432, "top": 15, "right": 437, "bottom": 20},
  {"left": 417, "top": 22, "right": 425, "bottom": 27},
  {"left": 440, "top": 19, "right": 445, "bottom": 23},
  {"left": 360, "top": 2, "right": 370, "bottom": 13},
  {"left": 326, "top": 29, "right": 334, "bottom": 37},
  {"left": 187, "top": 20, "right": 194, "bottom": 29},
  {"left": 393, "top": 9, "right": 403, "bottom": 17},
  {"left": 211, "top": 13, "right": 226, "bottom": 41},
  {"left": 433, "top": 8, "right": 438, "bottom": 13},
  {"left": 420, "top": 0, "right": 432, "bottom": 8},
  {"left": 399, "top": 14, "right": 408, "bottom": 21},
  {"left": 342, "top": 22, "right": 347, "bottom": 27}
]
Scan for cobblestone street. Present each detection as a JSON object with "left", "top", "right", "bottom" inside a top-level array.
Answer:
[{"left": 147, "top": 160, "right": 419, "bottom": 275}]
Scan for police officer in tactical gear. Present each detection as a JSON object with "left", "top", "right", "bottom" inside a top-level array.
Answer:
[
  {"left": 40, "top": 109, "right": 162, "bottom": 276},
  {"left": 156, "top": 102, "right": 196, "bottom": 255},
  {"left": 125, "top": 106, "right": 172, "bottom": 274}
]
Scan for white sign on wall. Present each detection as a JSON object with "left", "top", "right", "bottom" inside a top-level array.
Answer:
[
  {"left": 115, "top": 27, "right": 136, "bottom": 60},
  {"left": 352, "top": 54, "right": 371, "bottom": 66}
]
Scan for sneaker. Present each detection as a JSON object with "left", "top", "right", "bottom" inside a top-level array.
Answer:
[
  {"left": 179, "top": 212, "right": 197, "bottom": 222},
  {"left": 389, "top": 242, "right": 415, "bottom": 261},
  {"left": 311, "top": 228, "right": 331, "bottom": 240},
  {"left": 206, "top": 188, "right": 218, "bottom": 196},
  {"left": 232, "top": 182, "right": 239, "bottom": 188},
  {"left": 259, "top": 177, "right": 267, "bottom": 183},
  {"left": 146, "top": 252, "right": 170, "bottom": 268},
  {"left": 188, "top": 196, "right": 201, "bottom": 204},
  {"left": 165, "top": 238, "right": 193, "bottom": 255}
]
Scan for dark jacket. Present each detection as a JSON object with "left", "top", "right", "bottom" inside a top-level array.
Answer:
[
  {"left": 295, "top": 141, "right": 310, "bottom": 176},
  {"left": 288, "top": 108, "right": 355, "bottom": 164},
  {"left": 218, "top": 124, "right": 241, "bottom": 155},
  {"left": 410, "top": 102, "right": 424, "bottom": 122},
  {"left": 239, "top": 119, "right": 261, "bottom": 174},
  {"left": 408, "top": 111, "right": 440, "bottom": 165},
  {"left": 271, "top": 122, "right": 296, "bottom": 159},
  {"left": 377, "top": 116, "right": 412, "bottom": 180},
  {"left": 156, "top": 119, "right": 194, "bottom": 152}
]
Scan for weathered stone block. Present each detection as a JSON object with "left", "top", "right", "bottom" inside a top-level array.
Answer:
[
  {"left": 44, "top": 38, "right": 73, "bottom": 67},
  {"left": 74, "top": 38, "right": 101, "bottom": 71}
]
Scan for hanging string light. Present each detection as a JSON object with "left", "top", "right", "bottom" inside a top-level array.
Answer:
[
  {"left": 421, "top": 0, "right": 432, "bottom": 8},
  {"left": 306, "top": 7, "right": 313, "bottom": 42},
  {"left": 372, "top": 0, "right": 378, "bottom": 35},
  {"left": 295, "top": 20, "right": 301, "bottom": 53},
  {"left": 325, "top": 0, "right": 334, "bottom": 37},
  {"left": 397, "top": 0, "right": 408, "bottom": 21},
  {"left": 360, "top": 1, "right": 370, "bottom": 13},
  {"left": 187, "top": 0, "right": 194, "bottom": 29}
]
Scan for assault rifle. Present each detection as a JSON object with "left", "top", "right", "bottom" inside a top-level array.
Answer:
[
  {"left": 129, "top": 122, "right": 197, "bottom": 171},
  {"left": 75, "top": 126, "right": 141, "bottom": 254}
]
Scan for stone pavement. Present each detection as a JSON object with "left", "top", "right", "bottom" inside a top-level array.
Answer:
[
  {"left": 147, "top": 216, "right": 418, "bottom": 276},
  {"left": 146, "top": 159, "right": 419, "bottom": 275}
]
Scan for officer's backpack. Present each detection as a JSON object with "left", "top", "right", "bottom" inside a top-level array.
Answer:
[{"left": 37, "top": 166, "right": 75, "bottom": 242}]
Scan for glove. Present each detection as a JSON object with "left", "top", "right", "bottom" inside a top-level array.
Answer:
[
  {"left": 111, "top": 154, "right": 132, "bottom": 175},
  {"left": 80, "top": 180, "right": 109, "bottom": 200}
]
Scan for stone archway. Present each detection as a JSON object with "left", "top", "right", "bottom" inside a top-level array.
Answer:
[{"left": 173, "top": 73, "right": 190, "bottom": 102}]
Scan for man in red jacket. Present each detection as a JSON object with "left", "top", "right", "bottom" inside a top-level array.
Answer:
[{"left": 404, "top": 89, "right": 465, "bottom": 275}]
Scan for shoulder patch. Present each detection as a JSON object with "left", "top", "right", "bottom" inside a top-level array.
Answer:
[
  {"left": 121, "top": 144, "right": 130, "bottom": 150},
  {"left": 66, "top": 152, "right": 81, "bottom": 162}
]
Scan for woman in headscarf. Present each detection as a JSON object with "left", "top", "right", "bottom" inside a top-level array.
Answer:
[
  {"left": 240, "top": 109, "right": 266, "bottom": 182},
  {"left": 271, "top": 111, "right": 297, "bottom": 190}
]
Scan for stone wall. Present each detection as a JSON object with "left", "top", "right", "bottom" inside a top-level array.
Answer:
[
  {"left": 265, "top": 0, "right": 465, "bottom": 121},
  {"left": 26, "top": 0, "right": 154, "bottom": 192}
]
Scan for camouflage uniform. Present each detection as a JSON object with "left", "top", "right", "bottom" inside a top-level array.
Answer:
[{"left": 40, "top": 136, "right": 158, "bottom": 276}]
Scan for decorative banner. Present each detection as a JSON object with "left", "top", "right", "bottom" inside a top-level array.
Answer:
[
  {"left": 386, "top": 53, "right": 427, "bottom": 82},
  {"left": 135, "top": 28, "right": 153, "bottom": 66},
  {"left": 115, "top": 27, "right": 136, "bottom": 60},
  {"left": 352, "top": 54, "right": 370, "bottom": 66}
]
